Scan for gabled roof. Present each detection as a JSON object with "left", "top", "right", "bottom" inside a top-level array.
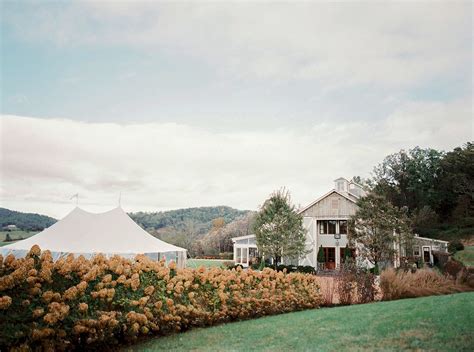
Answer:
[
  {"left": 414, "top": 235, "right": 449, "bottom": 244},
  {"left": 298, "top": 189, "right": 358, "bottom": 215},
  {"left": 231, "top": 234, "right": 256, "bottom": 242}
]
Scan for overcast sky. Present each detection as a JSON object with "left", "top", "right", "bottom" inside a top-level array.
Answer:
[{"left": 1, "top": 1, "right": 472, "bottom": 218}]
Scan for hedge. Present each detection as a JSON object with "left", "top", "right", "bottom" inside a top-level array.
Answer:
[{"left": 0, "top": 246, "right": 322, "bottom": 350}]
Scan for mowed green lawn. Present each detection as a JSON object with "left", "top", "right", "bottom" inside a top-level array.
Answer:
[
  {"left": 128, "top": 292, "right": 474, "bottom": 352},
  {"left": 454, "top": 246, "right": 474, "bottom": 267},
  {"left": 0, "top": 230, "right": 36, "bottom": 247},
  {"left": 187, "top": 259, "right": 231, "bottom": 269}
]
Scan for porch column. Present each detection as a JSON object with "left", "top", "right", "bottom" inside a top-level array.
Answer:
[
  {"left": 335, "top": 241, "right": 340, "bottom": 269},
  {"left": 313, "top": 219, "right": 318, "bottom": 268}
]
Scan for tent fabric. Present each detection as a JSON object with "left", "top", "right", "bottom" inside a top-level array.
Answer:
[{"left": 0, "top": 207, "right": 187, "bottom": 268}]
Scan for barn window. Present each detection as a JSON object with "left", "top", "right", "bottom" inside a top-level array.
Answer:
[
  {"left": 339, "top": 220, "right": 347, "bottom": 234},
  {"left": 320, "top": 220, "right": 338, "bottom": 234},
  {"left": 319, "top": 221, "right": 328, "bottom": 234},
  {"left": 413, "top": 246, "right": 420, "bottom": 256},
  {"left": 328, "top": 220, "right": 336, "bottom": 234}
]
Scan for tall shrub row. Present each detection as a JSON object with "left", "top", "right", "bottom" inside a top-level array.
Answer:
[{"left": 0, "top": 246, "right": 322, "bottom": 350}]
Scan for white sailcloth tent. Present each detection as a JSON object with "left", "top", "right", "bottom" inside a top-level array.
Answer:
[{"left": 0, "top": 207, "right": 187, "bottom": 268}]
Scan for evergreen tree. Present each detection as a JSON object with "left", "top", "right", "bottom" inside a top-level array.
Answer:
[
  {"left": 317, "top": 245, "right": 325, "bottom": 263},
  {"left": 253, "top": 188, "right": 307, "bottom": 269},
  {"left": 348, "top": 193, "right": 412, "bottom": 268},
  {"left": 343, "top": 245, "right": 352, "bottom": 261}
]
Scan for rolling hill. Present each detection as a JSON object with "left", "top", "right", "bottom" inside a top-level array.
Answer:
[{"left": 0, "top": 208, "right": 57, "bottom": 231}]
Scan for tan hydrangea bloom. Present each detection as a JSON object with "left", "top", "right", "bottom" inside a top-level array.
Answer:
[
  {"left": 0, "top": 296, "right": 12, "bottom": 310},
  {"left": 29, "top": 245, "right": 41, "bottom": 257},
  {"left": 144, "top": 285, "right": 155, "bottom": 296},
  {"left": 32, "top": 308, "right": 45, "bottom": 318},
  {"left": 78, "top": 302, "right": 88, "bottom": 312}
]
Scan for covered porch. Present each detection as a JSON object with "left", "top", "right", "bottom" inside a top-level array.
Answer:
[
  {"left": 231, "top": 234, "right": 258, "bottom": 267},
  {"left": 316, "top": 246, "right": 357, "bottom": 272}
]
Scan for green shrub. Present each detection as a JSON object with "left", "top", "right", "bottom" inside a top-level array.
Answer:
[
  {"left": 274, "top": 265, "right": 315, "bottom": 275},
  {"left": 433, "top": 251, "right": 450, "bottom": 270},
  {"left": 448, "top": 240, "right": 465, "bottom": 253},
  {"left": 222, "top": 261, "right": 235, "bottom": 269},
  {"left": 296, "top": 266, "right": 316, "bottom": 275},
  {"left": 369, "top": 263, "right": 380, "bottom": 275},
  {"left": 226, "top": 263, "right": 244, "bottom": 270},
  {"left": 317, "top": 245, "right": 325, "bottom": 263},
  {"left": 276, "top": 264, "right": 296, "bottom": 273}
]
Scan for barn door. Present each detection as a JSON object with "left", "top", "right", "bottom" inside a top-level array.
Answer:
[
  {"left": 423, "top": 247, "right": 431, "bottom": 264},
  {"left": 300, "top": 217, "right": 316, "bottom": 267}
]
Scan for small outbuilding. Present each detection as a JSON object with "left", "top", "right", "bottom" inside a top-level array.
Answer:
[{"left": 231, "top": 234, "right": 258, "bottom": 267}]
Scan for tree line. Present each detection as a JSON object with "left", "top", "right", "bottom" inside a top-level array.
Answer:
[{"left": 368, "top": 142, "right": 473, "bottom": 241}]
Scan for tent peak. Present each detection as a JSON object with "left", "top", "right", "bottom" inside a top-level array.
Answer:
[{"left": 70, "top": 206, "right": 124, "bottom": 216}]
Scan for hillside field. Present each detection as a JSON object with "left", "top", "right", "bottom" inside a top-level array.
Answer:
[
  {"left": 0, "top": 230, "right": 36, "bottom": 247},
  {"left": 128, "top": 292, "right": 474, "bottom": 351},
  {"left": 454, "top": 246, "right": 474, "bottom": 267}
]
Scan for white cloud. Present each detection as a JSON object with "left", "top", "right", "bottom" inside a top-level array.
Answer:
[
  {"left": 1, "top": 2, "right": 471, "bottom": 218},
  {"left": 4, "top": 1, "right": 471, "bottom": 88},
  {"left": 1, "top": 99, "right": 471, "bottom": 218}
]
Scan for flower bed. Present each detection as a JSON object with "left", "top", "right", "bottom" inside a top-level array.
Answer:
[{"left": 0, "top": 246, "right": 322, "bottom": 350}]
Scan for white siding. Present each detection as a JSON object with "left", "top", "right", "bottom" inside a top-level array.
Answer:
[{"left": 301, "top": 192, "right": 358, "bottom": 218}]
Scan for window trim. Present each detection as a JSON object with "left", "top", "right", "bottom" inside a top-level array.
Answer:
[
  {"left": 319, "top": 220, "right": 349, "bottom": 236},
  {"left": 413, "top": 246, "right": 420, "bottom": 256},
  {"left": 339, "top": 220, "right": 348, "bottom": 235}
]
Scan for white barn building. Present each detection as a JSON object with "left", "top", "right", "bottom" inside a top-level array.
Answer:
[{"left": 232, "top": 177, "right": 448, "bottom": 269}]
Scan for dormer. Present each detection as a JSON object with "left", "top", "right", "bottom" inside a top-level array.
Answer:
[{"left": 334, "top": 177, "right": 349, "bottom": 193}]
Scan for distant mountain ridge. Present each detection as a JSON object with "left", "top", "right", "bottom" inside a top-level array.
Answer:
[
  {"left": 0, "top": 208, "right": 57, "bottom": 231},
  {"left": 129, "top": 206, "right": 252, "bottom": 253},
  {"left": 129, "top": 206, "right": 250, "bottom": 234},
  {"left": 0, "top": 206, "right": 250, "bottom": 237}
]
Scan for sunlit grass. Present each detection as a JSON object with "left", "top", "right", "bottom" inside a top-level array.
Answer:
[
  {"left": 454, "top": 246, "right": 474, "bottom": 267},
  {"left": 129, "top": 292, "right": 474, "bottom": 352},
  {"left": 186, "top": 258, "right": 231, "bottom": 269}
]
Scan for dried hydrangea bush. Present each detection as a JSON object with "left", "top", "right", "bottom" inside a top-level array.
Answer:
[{"left": 0, "top": 245, "right": 322, "bottom": 350}]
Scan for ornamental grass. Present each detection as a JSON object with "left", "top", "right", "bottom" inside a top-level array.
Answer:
[
  {"left": 0, "top": 245, "right": 322, "bottom": 350},
  {"left": 380, "top": 268, "right": 470, "bottom": 301}
]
